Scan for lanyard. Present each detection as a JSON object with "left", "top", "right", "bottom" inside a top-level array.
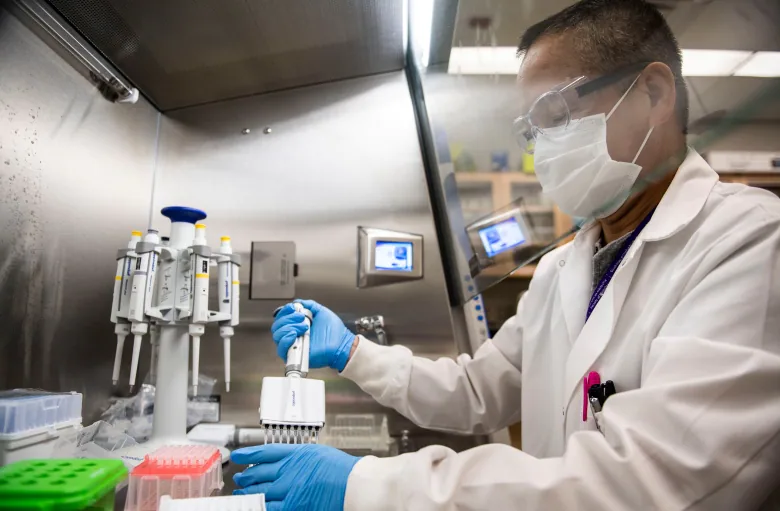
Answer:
[{"left": 586, "top": 209, "right": 655, "bottom": 321}]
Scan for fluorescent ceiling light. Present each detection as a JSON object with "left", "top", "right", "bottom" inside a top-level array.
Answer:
[
  {"left": 734, "top": 51, "right": 780, "bottom": 77},
  {"left": 410, "top": 0, "right": 434, "bottom": 67},
  {"left": 402, "top": 0, "right": 408, "bottom": 56},
  {"left": 448, "top": 46, "right": 519, "bottom": 75},
  {"left": 681, "top": 49, "right": 753, "bottom": 76},
  {"left": 447, "top": 47, "right": 780, "bottom": 77}
]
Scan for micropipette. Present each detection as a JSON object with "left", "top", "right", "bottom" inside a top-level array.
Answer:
[
  {"left": 110, "top": 230, "right": 142, "bottom": 385},
  {"left": 217, "top": 236, "right": 240, "bottom": 392},
  {"left": 189, "top": 223, "right": 210, "bottom": 396},
  {"left": 127, "top": 228, "right": 160, "bottom": 391}
]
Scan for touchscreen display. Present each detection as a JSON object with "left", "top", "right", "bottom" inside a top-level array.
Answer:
[{"left": 375, "top": 241, "right": 413, "bottom": 272}]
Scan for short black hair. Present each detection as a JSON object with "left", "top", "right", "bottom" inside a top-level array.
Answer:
[{"left": 518, "top": 0, "right": 688, "bottom": 134}]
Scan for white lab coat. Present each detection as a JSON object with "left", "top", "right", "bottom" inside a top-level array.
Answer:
[{"left": 340, "top": 149, "right": 780, "bottom": 510}]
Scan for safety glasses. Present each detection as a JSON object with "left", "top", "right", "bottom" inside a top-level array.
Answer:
[{"left": 513, "top": 62, "right": 650, "bottom": 154}]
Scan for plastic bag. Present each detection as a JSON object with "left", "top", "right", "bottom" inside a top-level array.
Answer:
[
  {"left": 52, "top": 420, "right": 138, "bottom": 470},
  {"left": 101, "top": 373, "right": 217, "bottom": 442}
]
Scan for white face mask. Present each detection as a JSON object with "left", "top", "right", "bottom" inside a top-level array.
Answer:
[{"left": 533, "top": 76, "right": 654, "bottom": 219}]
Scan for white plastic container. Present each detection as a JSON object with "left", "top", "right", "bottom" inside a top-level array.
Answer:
[
  {"left": 319, "top": 413, "right": 391, "bottom": 454},
  {"left": 0, "top": 422, "right": 82, "bottom": 467},
  {"left": 0, "top": 390, "right": 82, "bottom": 435},
  {"left": 0, "top": 390, "right": 83, "bottom": 466},
  {"left": 159, "top": 494, "right": 266, "bottom": 511}
]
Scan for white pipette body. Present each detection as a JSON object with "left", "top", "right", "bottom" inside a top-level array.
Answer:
[
  {"left": 128, "top": 229, "right": 160, "bottom": 391},
  {"left": 217, "top": 236, "right": 238, "bottom": 393},
  {"left": 190, "top": 224, "right": 209, "bottom": 396},
  {"left": 111, "top": 231, "right": 142, "bottom": 385}
]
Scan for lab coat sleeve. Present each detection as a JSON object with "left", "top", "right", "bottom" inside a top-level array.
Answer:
[
  {"left": 339, "top": 297, "right": 525, "bottom": 435},
  {"left": 344, "top": 206, "right": 780, "bottom": 511}
]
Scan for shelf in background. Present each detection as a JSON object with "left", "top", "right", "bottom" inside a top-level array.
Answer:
[
  {"left": 481, "top": 264, "right": 537, "bottom": 279},
  {"left": 511, "top": 265, "right": 536, "bottom": 278},
  {"left": 454, "top": 172, "right": 539, "bottom": 184},
  {"left": 718, "top": 172, "right": 780, "bottom": 186},
  {"left": 523, "top": 205, "right": 553, "bottom": 213},
  {"left": 462, "top": 205, "right": 551, "bottom": 215},
  {"left": 452, "top": 170, "right": 575, "bottom": 252}
]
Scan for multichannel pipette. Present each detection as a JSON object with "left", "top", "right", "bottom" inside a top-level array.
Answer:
[{"left": 259, "top": 303, "right": 326, "bottom": 444}]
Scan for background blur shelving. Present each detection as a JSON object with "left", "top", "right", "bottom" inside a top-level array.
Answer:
[
  {"left": 718, "top": 172, "right": 780, "bottom": 197},
  {"left": 455, "top": 172, "right": 573, "bottom": 280},
  {"left": 458, "top": 170, "right": 780, "bottom": 280},
  {"left": 466, "top": 169, "right": 780, "bottom": 340}
]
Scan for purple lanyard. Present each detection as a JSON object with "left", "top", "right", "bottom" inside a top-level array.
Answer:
[{"left": 586, "top": 209, "right": 655, "bottom": 322}]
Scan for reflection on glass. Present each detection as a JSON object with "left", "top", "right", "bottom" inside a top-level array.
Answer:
[
  {"left": 411, "top": 0, "right": 780, "bottom": 305},
  {"left": 478, "top": 218, "right": 526, "bottom": 258}
]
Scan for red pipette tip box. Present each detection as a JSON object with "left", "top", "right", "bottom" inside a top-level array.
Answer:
[{"left": 125, "top": 446, "right": 223, "bottom": 511}]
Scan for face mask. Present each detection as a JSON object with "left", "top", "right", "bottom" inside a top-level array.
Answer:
[{"left": 533, "top": 76, "right": 654, "bottom": 219}]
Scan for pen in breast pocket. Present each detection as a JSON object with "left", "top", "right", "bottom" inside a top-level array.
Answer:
[
  {"left": 589, "top": 396, "right": 603, "bottom": 433},
  {"left": 583, "top": 371, "right": 601, "bottom": 421}
]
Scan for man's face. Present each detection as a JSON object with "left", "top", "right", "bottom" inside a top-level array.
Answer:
[{"left": 516, "top": 35, "right": 652, "bottom": 166}]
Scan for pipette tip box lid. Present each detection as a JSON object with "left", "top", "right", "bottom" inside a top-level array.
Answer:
[
  {"left": 159, "top": 494, "right": 266, "bottom": 511},
  {"left": 0, "top": 458, "right": 128, "bottom": 511},
  {"left": 125, "top": 445, "right": 223, "bottom": 511},
  {"left": 0, "top": 390, "right": 82, "bottom": 438}
]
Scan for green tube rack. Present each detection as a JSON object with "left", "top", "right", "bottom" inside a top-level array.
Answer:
[{"left": 0, "top": 458, "right": 127, "bottom": 510}]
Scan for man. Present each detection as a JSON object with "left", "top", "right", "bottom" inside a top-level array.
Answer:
[{"left": 231, "top": 0, "right": 780, "bottom": 509}]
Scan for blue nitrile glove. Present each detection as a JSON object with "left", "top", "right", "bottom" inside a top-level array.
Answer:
[
  {"left": 271, "top": 299, "right": 355, "bottom": 371},
  {"left": 232, "top": 443, "right": 360, "bottom": 511}
]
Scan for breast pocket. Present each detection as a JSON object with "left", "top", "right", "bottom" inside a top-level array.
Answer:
[
  {"left": 593, "top": 411, "right": 604, "bottom": 434},
  {"left": 580, "top": 403, "right": 604, "bottom": 435}
]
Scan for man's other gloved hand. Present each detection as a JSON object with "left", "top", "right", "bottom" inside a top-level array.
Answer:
[{"left": 232, "top": 443, "right": 360, "bottom": 511}]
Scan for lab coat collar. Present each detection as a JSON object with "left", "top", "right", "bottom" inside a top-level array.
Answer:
[
  {"left": 559, "top": 148, "right": 719, "bottom": 416},
  {"left": 573, "top": 148, "right": 718, "bottom": 245},
  {"left": 637, "top": 148, "right": 718, "bottom": 242}
]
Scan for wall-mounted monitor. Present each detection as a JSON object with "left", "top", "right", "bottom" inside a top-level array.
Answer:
[{"left": 357, "top": 227, "right": 423, "bottom": 288}]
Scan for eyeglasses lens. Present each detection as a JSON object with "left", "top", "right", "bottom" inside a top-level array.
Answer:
[{"left": 530, "top": 92, "right": 569, "bottom": 131}]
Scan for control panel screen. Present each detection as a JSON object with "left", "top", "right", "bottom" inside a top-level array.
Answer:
[
  {"left": 375, "top": 241, "right": 413, "bottom": 272},
  {"left": 478, "top": 218, "right": 526, "bottom": 257}
]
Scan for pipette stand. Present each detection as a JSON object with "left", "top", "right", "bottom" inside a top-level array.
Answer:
[{"left": 112, "top": 207, "right": 240, "bottom": 465}]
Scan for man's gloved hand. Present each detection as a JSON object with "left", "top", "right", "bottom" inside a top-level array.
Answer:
[
  {"left": 232, "top": 443, "right": 360, "bottom": 511},
  {"left": 271, "top": 299, "right": 355, "bottom": 371}
]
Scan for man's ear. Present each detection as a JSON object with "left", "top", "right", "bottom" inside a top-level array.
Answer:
[{"left": 641, "top": 62, "right": 677, "bottom": 127}]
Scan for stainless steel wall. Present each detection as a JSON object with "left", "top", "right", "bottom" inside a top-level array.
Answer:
[
  {"left": 153, "top": 72, "right": 461, "bottom": 427},
  {"left": 0, "top": 8, "right": 470, "bottom": 447},
  {"left": 0, "top": 9, "right": 159, "bottom": 421}
]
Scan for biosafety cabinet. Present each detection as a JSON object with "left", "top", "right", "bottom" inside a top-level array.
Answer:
[{"left": 0, "top": 0, "right": 540, "bottom": 453}]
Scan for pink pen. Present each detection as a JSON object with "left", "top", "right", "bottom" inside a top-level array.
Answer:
[{"left": 582, "top": 371, "right": 601, "bottom": 421}]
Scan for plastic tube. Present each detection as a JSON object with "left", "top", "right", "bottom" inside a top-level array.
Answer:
[{"left": 129, "top": 334, "right": 143, "bottom": 392}]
